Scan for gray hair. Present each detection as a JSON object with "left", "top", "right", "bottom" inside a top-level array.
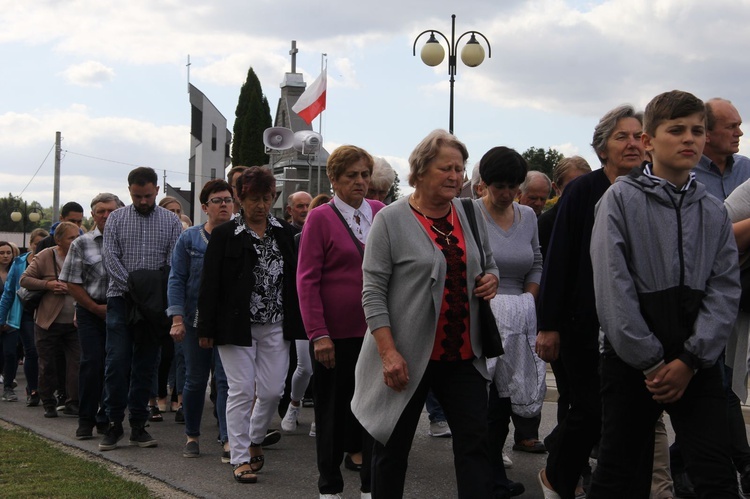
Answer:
[
  {"left": 591, "top": 105, "right": 643, "bottom": 165},
  {"left": 370, "top": 157, "right": 396, "bottom": 192},
  {"left": 408, "top": 130, "right": 468, "bottom": 187},
  {"left": 520, "top": 170, "right": 552, "bottom": 194},
  {"left": 705, "top": 98, "right": 733, "bottom": 131},
  {"left": 90, "top": 192, "right": 124, "bottom": 210}
]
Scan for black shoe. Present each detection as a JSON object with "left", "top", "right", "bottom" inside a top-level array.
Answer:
[
  {"left": 344, "top": 454, "right": 362, "bottom": 472},
  {"left": 672, "top": 470, "right": 696, "bottom": 498},
  {"left": 508, "top": 481, "right": 525, "bottom": 497},
  {"left": 174, "top": 406, "right": 185, "bottom": 424},
  {"left": 99, "top": 422, "right": 124, "bottom": 451},
  {"left": 741, "top": 464, "right": 750, "bottom": 495},
  {"left": 56, "top": 393, "right": 66, "bottom": 411},
  {"left": 43, "top": 405, "right": 58, "bottom": 418},
  {"left": 148, "top": 405, "right": 163, "bottom": 422},
  {"left": 76, "top": 424, "right": 94, "bottom": 440},
  {"left": 183, "top": 440, "right": 200, "bottom": 458},
  {"left": 62, "top": 402, "right": 79, "bottom": 416},
  {"left": 96, "top": 422, "right": 110, "bottom": 435},
  {"left": 261, "top": 429, "right": 281, "bottom": 447},
  {"left": 26, "top": 391, "right": 40, "bottom": 407},
  {"left": 129, "top": 423, "right": 157, "bottom": 448}
]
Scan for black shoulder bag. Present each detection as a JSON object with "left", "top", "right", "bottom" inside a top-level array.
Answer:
[{"left": 460, "top": 199, "right": 504, "bottom": 358}]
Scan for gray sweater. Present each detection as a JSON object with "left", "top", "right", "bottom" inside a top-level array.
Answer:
[{"left": 351, "top": 197, "right": 499, "bottom": 444}]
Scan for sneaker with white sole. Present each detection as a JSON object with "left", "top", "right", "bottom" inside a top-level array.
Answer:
[
  {"left": 428, "top": 420, "right": 452, "bottom": 438},
  {"left": 309, "top": 422, "right": 316, "bottom": 437},
  {"left": 281, "top": 404, "right": 301, "bottom": 432},
  {"left": 2, "top": 388, "right": 18, "bottom": 402},
  {"left": 502, "top": 451, "right": 513, "bottom": 468}
]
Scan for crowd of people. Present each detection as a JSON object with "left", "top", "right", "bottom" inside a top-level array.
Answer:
[{"left": 1, "top": 89, "right": 750, "bottom": 499}]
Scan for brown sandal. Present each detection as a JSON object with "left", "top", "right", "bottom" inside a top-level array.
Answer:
[{"left": 233, "top": 463, "right": 257, "bottom": 483}]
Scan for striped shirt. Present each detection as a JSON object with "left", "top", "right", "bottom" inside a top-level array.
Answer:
[
  {"left": 59, "top": 227, "right": 108, "bottom": 303},
  {"left": 103, "top": 204, "right": 182, "bottom": 298}
]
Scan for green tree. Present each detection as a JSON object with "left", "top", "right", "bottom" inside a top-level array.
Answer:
[
  {"left": 521, "top": 147, "right": 564, "bottom": 179},
  {"left": 232, "top": 67, "right": 272, "bottom": 167},
  {"left": 0, "top": 195, "right": 45, "bottom": 232},
  {"left": 389, "top": 171, "right": 402, "bottom": 201}
]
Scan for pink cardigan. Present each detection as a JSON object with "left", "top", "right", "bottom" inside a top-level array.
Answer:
[{"left": 297, "top": 200, "right": 384, "bottom": 342}]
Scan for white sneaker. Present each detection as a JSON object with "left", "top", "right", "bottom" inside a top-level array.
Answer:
[
  {"left": 502, "top": 451, "right": 513, "bottom": 468},
  {"left": 428, "top": 420, "right": 452, "bottom": 437},
  {"left": 309, "top": 421, "right": 316, "bottom": 437},
  {"left": 361, "top": 493, "right": 372, "bottom": 499},
  {"left": 319, "top": 494, "right": 342, "bottom": 498},
  {"left": 281, "top": 404, "right": 300, "bottom": 432}
]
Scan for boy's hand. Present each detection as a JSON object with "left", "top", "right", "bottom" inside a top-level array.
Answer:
[{"left": 645, "top": 359, "right": 694, "bottom": 404}]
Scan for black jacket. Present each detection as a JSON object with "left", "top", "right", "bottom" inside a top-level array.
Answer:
[{"left": 196, "top": 217, "right": 304, "bottom": 346}]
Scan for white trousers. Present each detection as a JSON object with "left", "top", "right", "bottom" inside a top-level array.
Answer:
[
  {"left": 218, "top": 321, "right": 289, "bottom": 465},
  {"left": 290, "top": 339, "right": 313, "bottom": 402}
]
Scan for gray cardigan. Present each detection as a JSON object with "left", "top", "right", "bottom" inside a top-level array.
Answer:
[{"left": 351, "top": 197, "right": 499, "bottom": 444}]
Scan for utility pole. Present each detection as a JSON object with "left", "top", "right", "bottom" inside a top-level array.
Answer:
[{"left": 53, "top": 131, "right": 61, "bottom": 220}]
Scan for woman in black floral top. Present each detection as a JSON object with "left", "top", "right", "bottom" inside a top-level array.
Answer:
[{"left": 196, "top": 167, "right": 304, "bottom": 484}]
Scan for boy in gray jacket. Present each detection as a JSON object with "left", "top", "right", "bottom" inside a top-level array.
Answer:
[{"left": 588, "top": 90, "right": 740, "bottom": 498}]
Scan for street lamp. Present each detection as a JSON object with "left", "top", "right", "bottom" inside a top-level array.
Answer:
[
  {"left": 11, "top": 201, "right": 42, "bottom": 251},
  {"left": 413, "top": 14, "right": 492, "bottom": 135}
]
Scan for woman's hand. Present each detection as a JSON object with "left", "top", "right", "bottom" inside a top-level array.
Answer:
[
  {"left": 474, "top": 273, "right": 498, "bottom": 300},
  {"left": 381, "top": 348, "right": 409, "bottom": 392},
  {"left": 46, "top": 279, "right": 68, "bottom": 295},
  {"left": 314, "top": 337, "right": 336, "bottom": 369},
  {"left": 199, "top": 337, "right": 213, "bottom": 349},
  {"left": 535, "top": 330, "right": 560, "bottom": 362}
]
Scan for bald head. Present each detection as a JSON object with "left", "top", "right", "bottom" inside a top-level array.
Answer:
[
  {"left": 287, "top": 191, "right": 313, "bottom": 228},
  {"left": 704, "top": 98, "right": 743, "bottom": 167},
  {"left": 518, "top": 171, "right": 552, "bottom": 216}
]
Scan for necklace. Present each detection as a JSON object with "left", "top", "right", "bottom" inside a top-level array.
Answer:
[{"left": 411, "top": 197, "right": 455, "bottom": 245}]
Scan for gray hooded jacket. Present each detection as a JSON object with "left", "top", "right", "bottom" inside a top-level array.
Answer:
[{"left": 591, "top": 167, "right": 740, "bottom": 372}]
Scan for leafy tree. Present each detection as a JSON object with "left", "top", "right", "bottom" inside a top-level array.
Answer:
[
  {"left": 521, "top": 147, "right": 564, "bottom": 179},
  {"left": 389, "top": 171, "right": 402, "bottom": 201},
  {"left": 232, "top": 67, "right": 272, "bottom": 167},
  {"left": 0, "top": 194, "right": 45, "bottom": 232}
]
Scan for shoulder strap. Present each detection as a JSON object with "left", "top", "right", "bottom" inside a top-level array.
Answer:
[
  {"left": 460, "top": 199, "right": 485, "bottom": 271},
  {"left": 328, "top": 202, "right": 365, "bottom": 258}
]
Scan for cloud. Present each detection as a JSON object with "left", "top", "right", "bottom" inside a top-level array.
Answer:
[{"left": 61, "top": 60, "right": 115, "bottom": 87}]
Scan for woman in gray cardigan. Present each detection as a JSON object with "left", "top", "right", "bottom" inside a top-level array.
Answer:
[{"left": 351, "top": 130, "right": 499, "bottom": 498}]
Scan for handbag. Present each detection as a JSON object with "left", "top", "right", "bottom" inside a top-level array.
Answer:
[
  {"left": 460, "top": 199, "right": 504, "bottom": 358},
  {"left": 16, "top": 287, "right": 45, "bottom": 311}
]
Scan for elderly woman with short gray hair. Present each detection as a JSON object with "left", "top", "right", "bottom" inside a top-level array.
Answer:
[{"left": 352, "top": 129, "right": 499, "bottom": 498}]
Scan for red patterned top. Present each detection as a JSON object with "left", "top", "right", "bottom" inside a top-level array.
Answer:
[{"left": 412, "top": 206, "right": 473, "bottom": 361}]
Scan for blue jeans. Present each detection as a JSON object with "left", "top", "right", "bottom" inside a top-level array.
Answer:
[
  {"left": 76, "top": 305, "right": 108, "bottom": 426},
  {"left": 1, "top": 327, "right": 19, "bottom": 389},
  {"left": 425, "top": 389, "right": 446, "bottom": 423},
  {"left": 182, "top": 323, "right": 228, "bottom": 441},
  {"left": 18, "top": 311, "right": 38, "bottom": 393},
  {"left": 103, "top": 296, "right": 160, "bottom": 424}
]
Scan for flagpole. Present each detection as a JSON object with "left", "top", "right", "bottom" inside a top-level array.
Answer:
[{"left": 317, "top": 53, "right": 327, "bottom": 196}]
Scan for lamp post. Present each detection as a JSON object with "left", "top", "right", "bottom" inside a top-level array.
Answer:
[
  {"left": 10, "top": 201, "right": 42, "bottom": 251},
  {"left": 413, "top": 14, "right": 492, "bottom": 135}
]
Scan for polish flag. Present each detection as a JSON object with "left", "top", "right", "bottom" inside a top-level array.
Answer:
[{"left": 292, "top": 69, "right": 327, "bottom": 124}]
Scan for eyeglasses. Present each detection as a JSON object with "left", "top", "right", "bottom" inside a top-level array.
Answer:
[{"left": 206, "top": 197, "right": 234, "bottom": 206}]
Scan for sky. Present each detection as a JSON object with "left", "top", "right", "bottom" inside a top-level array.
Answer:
[{"left": 2, "top": 0, "right": 750, "bottom": 214}]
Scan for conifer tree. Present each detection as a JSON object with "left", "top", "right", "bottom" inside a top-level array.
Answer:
[{"left": 232, "top": 67, "right": 272, "bottom": 166}]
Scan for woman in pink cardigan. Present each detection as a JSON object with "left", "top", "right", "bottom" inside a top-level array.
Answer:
[
  {"left": 297, "top": 145, "right": 385, "bottom": 499},
  {"left": 20, "top": 221, "right": 80, "bottom": 418}
]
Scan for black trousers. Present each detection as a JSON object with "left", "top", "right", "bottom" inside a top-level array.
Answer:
[
  {"left": 371, "top": 359, "right": 494, "bottom": 499},
  {"left": 312, "top": 337, "right": 372, "bottom": 494},
  {"left": 545, "top": 336, "right": 601, "bottom": 499},
  {"left": 589, "top": 355, "right": 737, "bottom": 498}
]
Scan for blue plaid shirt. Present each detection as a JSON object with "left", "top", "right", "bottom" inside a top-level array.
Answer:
[
  {"left": 59, "top": 227, "right": 108, "bottom": 303},
  {"left": 103, "top": 205, "right": 182, "bottom": 298}
]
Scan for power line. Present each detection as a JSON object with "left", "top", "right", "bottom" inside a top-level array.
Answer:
[
  {"left": 63, "top": 149, "right": 223, "bottom": 181},
  {"left": 17, "top": 142, "right": 56, "bottom": 198}
]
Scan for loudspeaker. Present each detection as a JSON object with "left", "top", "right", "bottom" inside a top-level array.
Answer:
[
  {"left": 263, "top": 127, "right": 295, "bottom": 150},
  {"left": 293, "top": 131, "right": 322, "bottom": 155}
]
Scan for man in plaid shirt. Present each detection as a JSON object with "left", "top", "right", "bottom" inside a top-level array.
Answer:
[
  {"left": 59, "top": 192, "right": 123, "bottom": 441},
  {"left": 99, "top": 167, "right": 182, "bottom": 451}
]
